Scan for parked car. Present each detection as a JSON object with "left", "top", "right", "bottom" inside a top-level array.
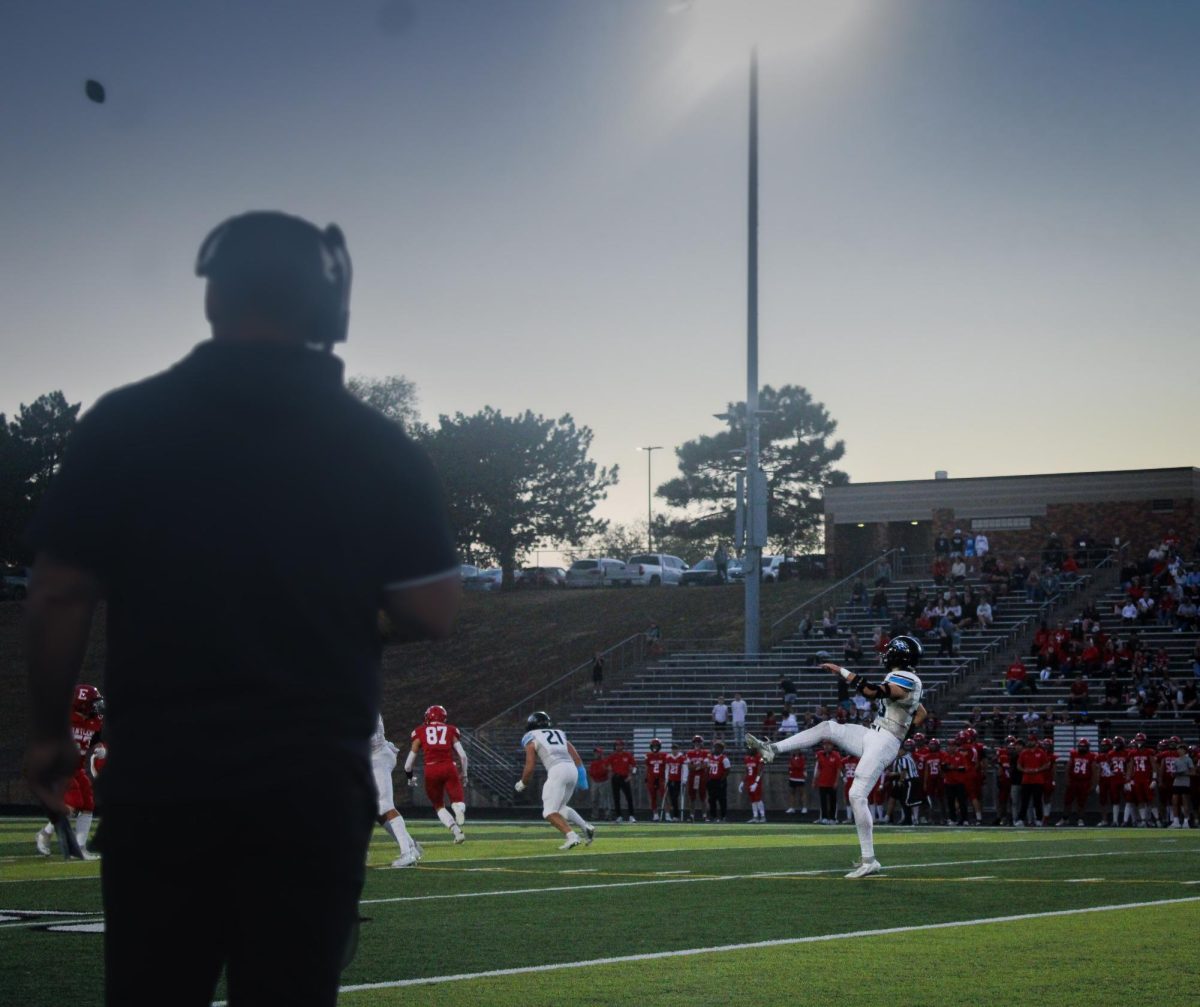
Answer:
[
  {"left": 762, "top": 554, "right": 827, "bottom": 581},
  {"left": 460, "top": 563, "right": 480, "bottom": 583},
  {"left": 518, "top": 566, "right": 567, "bottom": 589},
  {"left": 463, "top": 567, "right": 503, "bottom": 591},
  {"left": 680, "top": 558, "right": 723, "bottom": 587},
  {"left": 565, "top": 558, "right": 624, "bottom": 588},
  {"left": 727, "top": 559, "right": 745, "bottom": 581},
  {"left": 1, "top": 566, "right": 29, "bottom": 601},
  {"left": 608, "top": 553, "right": 688, "bottom": 587}
]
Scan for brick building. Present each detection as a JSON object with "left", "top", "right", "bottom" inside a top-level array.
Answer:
[{"left": 823, "top": 467, "right": 1199, "bottom": 576}]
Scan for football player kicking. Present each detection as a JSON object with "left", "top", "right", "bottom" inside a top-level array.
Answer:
[
  {"left": 747, "top": 636, "right": 926, "bottom": 879},
  {"left": 371, "top": 715, "right": 422, "bottom": 868},
  {"left": 514, "top": 710, "right": 596, "bottom": 851},
  {"left": 406, "top": 705, "right": 469, "bottom": 844}
]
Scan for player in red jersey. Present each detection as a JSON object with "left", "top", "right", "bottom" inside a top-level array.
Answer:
[
  {"left": 405, "top": 705, "right": 468, "bottom": 843},
  {"left": 841, "top": 754, "right": 861, "bottom": 824},
  {"left": 682, "top": 735, "right": 710, "bottom": 822},
  {"left": 1158, "top": 737, "right": 1182, "bottom": 827},
  {"left": 922, "top": 738, "right": 946, "bottom": 823},
  {"left": 994, "top": 736, "right": 1019, "bottom": 825},
  {"left": 785, "top": 752, "right": 808, "bottom": 815},
  {"left": 960, "top": 727, "right": 987, "bottom": 825},
  {"left": 645, "top": 738, "right": 668, "bottom": 821},
  {"left": 1038, "top": 738, "right": 1057, "bottom": 825},
  {"left": 1096, "top": 738, "right": 1123, "bottom": 826},
  {"left": 1125, "top": 732, "right": 1159, "bottom": 826},
  {"left": 705, "top": 742, "right": 732, "bottom": 822},
  {"left": 741, "top": 747, "right": 766, "bottom": 822},
  {"left": 1059, "top": 738, "right": 1097, "bottom": 826},
  {"left": 942, "top": 738, "right": 969, "bottom": 825},
  {"left": 37, "top": 684, "right": 104, "bottom": 858},
  {"left": 813, "top": 740, "right": 843, "bottom": 823},
  {"left": 664, "top": 742, "right": 686, "bottom": 821}
]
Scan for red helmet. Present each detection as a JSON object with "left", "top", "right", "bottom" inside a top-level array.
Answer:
[
  {"left": 1077, "top": 738, "right": 1090, "bottom": 750},
  {"left": 1157, "top": 739, "right": 1170, "bottom": 751},
  {"left": 73, "top": 684, "right": 101, "bottom": 717},
  {"left": 423, "top": 705, "right": 448, "bottom": 725},
  {"left": 649, "top": 738, "right": 662, "bottom": 752},
  {"left": 1099, "top": 738, "right": 1112, "bottom": 750},
  {"left": 912, "top": 732, "right": 927, "bottom": 745},
  {"left": 928, "top": 738, "right": 941, "bottom": 751},
  {"left": 1133, "top": 732, "right": 1147, "bottom": 746},
  {"left": 903, "top": 739, "right": 915, "bottom": 751},
  {"left": 963, "top": 727, "right": 978, "bottom": 741},
  {"left": 956, "top": 730, "right": 968, "bottom": 742},
  {"left": 1040, "top": 738, "right": 1055, "bottom": 750},
  {"left": 1112, "top": 735, "right": 1127, "bottom": 749},
  {"left": 1005, "top": 735, "right": 1019, "bottom": 746},
  {"left": 692, "top": 734, "right": 704, "bottom": 745},
  {"left": 1168, "top": 735, "right": 1182, "bottom": 746}
]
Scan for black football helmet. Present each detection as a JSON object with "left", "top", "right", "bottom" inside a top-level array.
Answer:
[
  {"left": 526, "top": 710, "right": 552, "bottom": 729},
  {"left": 882, "top": 634, "right": 923, "bottom": 671}
]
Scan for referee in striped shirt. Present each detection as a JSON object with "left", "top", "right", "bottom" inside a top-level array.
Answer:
[{"left": 889, "top": 740, "right": 924, "bottom": 825}]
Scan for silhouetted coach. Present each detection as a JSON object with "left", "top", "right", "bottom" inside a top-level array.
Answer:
[{"left": 24, "top": 212, "right": 460, "bottom": 1006}]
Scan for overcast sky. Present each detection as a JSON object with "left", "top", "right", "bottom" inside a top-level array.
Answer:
[{"left": 2, "top": 0, "right": 1197, "bottom": 536}]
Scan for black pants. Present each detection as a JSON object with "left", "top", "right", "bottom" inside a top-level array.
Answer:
[
  {"left": 1018, "top": 783, "right": 1045, "bottom": 822},
  {"left": 946, "top": 783, "right": 969, "bottom": 823},
  {"left": 97, "top": 769, "right": 374, "bottom": 1007},
  {"left": 667, "top": 780, "right": 681, "bottom": 816},
  {"left": 707, "top": 777, "right": 728, "bottom": 820},
  {"left": 819, "top": 786, "right": 837, "bottom": 820},
  {"left": 611, "top": 774, "right": 635, "bottom": 817}
]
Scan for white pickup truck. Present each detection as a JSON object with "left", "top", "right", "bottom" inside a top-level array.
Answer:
[{"left": 607, "top": 553, "right": 688, "bottom": 587}]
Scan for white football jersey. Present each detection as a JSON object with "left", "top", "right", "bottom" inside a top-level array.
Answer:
[
  {"left": 874, "top": 669, "right": 923, "bottom": 740},
  {"left": 522, "top": 727, "right": 575, "bottom": 771},
  {"left": 371, "top": 715, "right": 391, "bottom": 754}
]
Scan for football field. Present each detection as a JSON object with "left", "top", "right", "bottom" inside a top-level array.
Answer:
[{"left": 3, "top": 816, "right": 1199, "bottom": 1006}]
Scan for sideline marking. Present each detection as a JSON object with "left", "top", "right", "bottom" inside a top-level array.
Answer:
[{"left": 322, "top": 897, "right": 1200, "bottom": 995}]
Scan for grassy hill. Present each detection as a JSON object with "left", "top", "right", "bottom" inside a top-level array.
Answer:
[{"left": 0, "top": 579, "right": 821, "bottom": 801}]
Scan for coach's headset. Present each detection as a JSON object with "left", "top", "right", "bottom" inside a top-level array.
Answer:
[{"left": 195, "top": 211, "right": 352, "bottom": 347}]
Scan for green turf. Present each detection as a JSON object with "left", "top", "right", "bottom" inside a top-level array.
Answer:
[{"left": 2, "top": 817, "right": 1198, "bottom": 1006}]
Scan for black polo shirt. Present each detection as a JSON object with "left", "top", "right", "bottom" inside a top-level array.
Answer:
[{"left": 27, "top": 341, "right": 457, "bottom": 803}]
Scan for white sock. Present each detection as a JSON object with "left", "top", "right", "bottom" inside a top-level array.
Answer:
[
  {"left": 564, "top": 830, "right": 580, "bottom": 843},
  {"left": 850, "top": 794, "right": 875, "bottom": 860},
  {"left": 451, "top": 801, "right": 467, "bottom": 827},
  {"left": 564, "top": 806, "right": 589, "bottom": 831},
  {"left": 384, "top": 816, "right": 414, "bottom": 856},
  {"left": 755, "top": 801, "right": 765, "bottom": 818},
  {"left": 436, "top": 807, "right": 456, "bottom": 831},
  {"left": 39, "top": 822, "right": 55, "bottom": 838},
  {"left": 74, "top": 812, "right": 93, "bottom": 847},
  {"left": 911, "top": 807, "right": 920, "bottom": 825}
]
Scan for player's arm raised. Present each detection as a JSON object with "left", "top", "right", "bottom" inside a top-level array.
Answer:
[
  {"left": 819, "top": 662, "right": 910, "bottom": 702},
  {"left": 514, "top": 740, "right": 537, "bottom": 792}
]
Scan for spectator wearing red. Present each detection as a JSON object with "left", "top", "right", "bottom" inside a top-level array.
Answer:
[
  {"left": 1066, "top": 673, "right": 1090, "bottom": 718},
  {"left": 1016, "top": 737, "right": 1053, "bottom": 826},
  {"left": 588, "top": 746, "right": 613, "bottom": 821},
  {"left": 786, "top": 752, "right": 808, "bottom": 816},
  {"left": 995, "top": 736, "right": 1019, "bottom": 825},
  {"left": 608, "top": 739, "right": 637, "bottom": 823},
  {"left": 1006, "top": 656, "right": 1036, "bottom": 696},
  {"left": 1060, "top": 739, "right": 1097, "bottom": 826},
  {"left": 813, "top": 740, "right": 842, "bottom": 824},
  {"left": 760, "top": 711, "right": 778, "bottom": 741}
]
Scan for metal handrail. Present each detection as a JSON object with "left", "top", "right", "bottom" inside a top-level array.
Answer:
[
  {"left": 474, "top": 631, "right": 648, "bottom": 737},
  {"left": 768, "top": 548, "right": 901, "bottom": 643}
]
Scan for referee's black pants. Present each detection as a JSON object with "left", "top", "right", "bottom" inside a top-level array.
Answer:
[
  {"left": 611, "top": 774, "right": 635, "bottom": 817},
  {"left": 97, "top": 763, "right": 374, "bottom": 1007}
]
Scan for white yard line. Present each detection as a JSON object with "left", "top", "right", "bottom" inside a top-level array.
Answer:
[
  {"left": 0, "top": 915, "right": 103, "bottom": 930},
  {"left": 324, "top": 896, "right": 1200, "bottom": 995},
  {"left": 359, "top": 848, "right": 1188, "bottom": 907}
]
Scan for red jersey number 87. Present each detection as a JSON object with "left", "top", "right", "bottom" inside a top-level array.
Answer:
[{"left": 425, "top": 725, "right": 449, "bottom": 746}]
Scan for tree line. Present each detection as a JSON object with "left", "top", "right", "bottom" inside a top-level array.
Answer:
[{"left": 1, "top": 378, "right": 846, "bottom": 580}]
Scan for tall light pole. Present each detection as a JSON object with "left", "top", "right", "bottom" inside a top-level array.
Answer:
[
  {"left": 638, "top": 446, "right": 663, "bottom": 553},
  {"left": 744, "top": 49, "right": 763, "bottom": 657}
]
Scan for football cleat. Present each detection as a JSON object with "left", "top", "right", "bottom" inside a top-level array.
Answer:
[
  {"left": 559, "top": 835, "right": 583, "bottom": 851},
  {"left": 845, "top": 858, "right": 882, "bottom": 879},
  {"left": 745, "top": 733, "right": 776, "bottom": 762},
  {"left": 391, "top": 850, "right": 421, "bottom": 868},
  {"left": 452, "top": 829, "right": 466, "bottom": 845},
  {"left": 583, "top": 824, "right": 596, "bottom": 846},
  {"left": 36, "top": 831, "right": 51, "bottom": 856}
]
